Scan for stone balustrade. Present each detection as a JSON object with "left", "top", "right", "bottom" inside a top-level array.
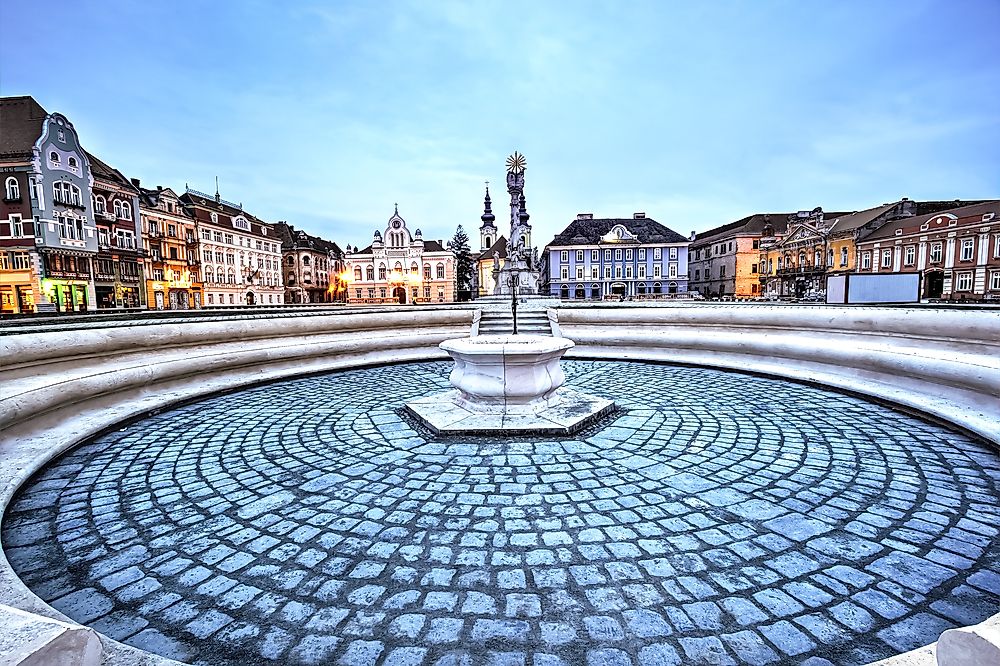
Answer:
[{"left": 0, "top": 303, "right": 997, "bottom": 665}]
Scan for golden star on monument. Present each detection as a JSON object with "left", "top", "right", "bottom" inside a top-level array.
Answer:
[{"left": 506, "top": 151, "right": 526, "bottom": 174}]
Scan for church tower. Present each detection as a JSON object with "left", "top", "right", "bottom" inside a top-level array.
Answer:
[{"left": 479, "top": 183, "right": 496, "bottom": 252}]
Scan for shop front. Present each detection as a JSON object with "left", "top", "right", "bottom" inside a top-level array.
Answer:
[
  {"left": 42, "top": 279, "right": 91, "bottom": 313},
  {"left": 1, "top": 269, "right": 36, "bottom": 314}
]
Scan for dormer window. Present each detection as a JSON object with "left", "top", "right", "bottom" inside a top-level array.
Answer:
[
  {"left": 210, "top": 212, "right": 218, "bottom": 223},
  {"left": 233, "top": 216, "right": 250, "bottom": 231}
]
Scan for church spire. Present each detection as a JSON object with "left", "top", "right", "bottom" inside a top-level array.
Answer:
[{"left": 481, "top": 182, "right": 495, "bottom": 226}]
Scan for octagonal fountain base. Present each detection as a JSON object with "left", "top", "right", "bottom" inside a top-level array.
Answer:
[{"left": 405, "top": 334, "right": 615, "bottom": 435}]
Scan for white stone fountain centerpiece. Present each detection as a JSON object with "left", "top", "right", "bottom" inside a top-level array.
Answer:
[{"left": 405, "top": 334, "right": 615, "bottom": 435}]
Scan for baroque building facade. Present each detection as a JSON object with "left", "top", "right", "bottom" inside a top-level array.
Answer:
[
  {"left": 689, "top": 213, "right": 788, "bottom": 299},
  {"left": 274, "top": 221, "right": 345, "bottom": 303},
  {"left": 0, "top": 96, "right": 98, "bottom": 313},
  {"left": 182, "top": 188, "right": 283, "bottom": 307},
  {"left": 544, "top": 213, "right": 690, "bottom": 299},
  {"left": 89, "top": 154, "right": 144, "bottom": 309},
  {"left": 855, "top": 201, "right": 1000, "bottom": 301},
  {"left": 138, "top": 185, "right": 202, "bottom": 309},
  {"left": 344, "top": 207, "right": 455, "bottom": 304}
]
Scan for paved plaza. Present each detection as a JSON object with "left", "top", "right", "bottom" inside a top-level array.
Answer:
[{"left": 4, "top": 361, "right": 1000, "bottom": 666}]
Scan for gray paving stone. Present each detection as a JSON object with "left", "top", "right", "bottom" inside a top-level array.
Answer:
[{"left": 6, "top": 360, "right": 999, "bottom": 666}]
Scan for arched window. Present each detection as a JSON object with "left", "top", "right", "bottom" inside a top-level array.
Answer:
[
  {"left": 411, "top": 262, "right": 418, "bottom": 274},
  {"left": 4, "top": 177, "right": 19, "bottom": 200},
  {"left": 228, "top": 269, "right": 236, "bottom": 284},
  {"left": 121, "top": 202, "right": 132, "bottom": 220},
  {"left": 798, "top": 251, "right": 806, "bottom": 267},
  {"left": 394, "top": 261, "right": 403, "bottom": 273},
  {"left": 485, "top": 236, "right": 492, "bottom": 248},
  {"left": 49, "top": 151, "right": 59, "bottom": 163},
  {"left": 113, "top": 200, "right": 123, "bottom": 218},
  {"left": 436, "top": 263, "right": 445, "bottom": 279},
  {"left": 668, "top": 281, "right": 678, "bottom": 294},
  {"left": 591, "top": 284, "right": 601, "bottom": 300},
  {"left": 354, "top": 267, "right": 362, "bottom": 281},
  {"left": 366, "top": 266, "right": 374, "bottom": 280},
  {"left": 287, "top": 256, "right": 295, "bottom": 266},
  {"left": 378, "top": 264, "right": 386, "bottom": 280},
  {"left": 94, "top": 195, "right": 106, "bottom": 214},
  {"left": 303, "top": 256, "right": 310, "bottom": 265},
  {"left": 68, "top": 157, "right": 78, "bottom": 168},
  {"left": 423, "top": 264, "right": 431, "bottom": 279},
  {"left": 205, "top": 268, "right": 215, "bottom": 283},
  {"left": 560, "top": 284, "right": 569, "bottom": 300},
  {"left": 637, "top": 283, "right": 646, "bottom": 295},
  {"left": 575, "top": 284, "right": 585, "bottom": 299}
]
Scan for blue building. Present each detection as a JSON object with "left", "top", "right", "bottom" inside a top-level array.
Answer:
[{"left": 544, "top": 212, "right": 691, "bottom": 299}]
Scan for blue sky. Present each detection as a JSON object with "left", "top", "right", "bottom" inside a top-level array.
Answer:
[{"left": 3, "top": 1, "right": 998, "bottom": 248}]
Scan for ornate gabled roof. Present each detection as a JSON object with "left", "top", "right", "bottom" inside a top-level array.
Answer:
[
  {"left": 86, "top": 151, "right": 139, "bottom": 192},
  {"left": 861, "top": 200, "right": 999, "bottom": 241},
  {"left": 550, "top": 216, "right": 688, "bottom": 247}
]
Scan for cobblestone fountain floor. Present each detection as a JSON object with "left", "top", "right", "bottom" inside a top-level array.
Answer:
[{"left": 5, "top": 361, "right": 1000, "bottom": 666}]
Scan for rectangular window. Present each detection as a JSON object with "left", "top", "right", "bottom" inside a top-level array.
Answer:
[
  {"left": 213, "top": 231, "right": 223, "bottom": 242},
  {"left": 638, "top": 248, "right": 646, "bottom": 260},
  {"left": 960, "top": 238, "right": 974, "bottom": 261},
  {"left": 637, "top": 265, "right": 645, "bottom": 279},
  {"left": 653, "top": 265, "right": 661, "bottom": 278},
  {"left": 604, "top": 267, "right": 611, "bottom": 279},
  {"left": 625, "top": 249, "right": 633, "bottom": 260},
  {"left": 653, "top": 248, "right": 662, "bottom": 260},
  {"left": 956, "top": 272, "right": 973, "bottom": 291},
  {"left": 841, "top": 247, "right": 849, "bottom": 266},
  {"left": 669, "top": 263, "right": 677, "bottom": 278},
  {"left": 669, "top": 247, "right": 678, "bottom": 260},
  {"left": 201, "top": 229, "right": 211, "bottom": 240},
  {"left": 752, "top": 240, "right": 760, "bottom": 249},
  {"left": 167, "top": 224, "right": 176, "bottom": 237},
  {"left": 881, "top": 250, "right": 892, "bottom": 267},
  {"left": 224, "top": 233, "right": 234, "bottom": 245},
  {"left": 12, "top": 251, "right": 30, "bottom": 270},
  {"left": 576, "top": 250, "right": 584, "bottom": 262},
  {"left": 591, "top": 249, "right": 599, "bottom": 261},
  {"left": 560, "top": 267, "right": 568, "bottom": 280},
  {"left": 153, "top": 268, "right": 164, "bottom": 280},
  {"left": 991, "top": 270, "right": 1000, "bottom": 291},
  {"left": 591, "top": 266, "right": 599, "bottom": 279},
  {"left": 560, "top": 250, "right": 568, "bottom": 262},
  {"left": 614, "top": 249, "right": 622, "bottom": 260},
  {"left": 615, "top": 266, "right": 622, "bottom": 279},
  {"left": 694, "top": 269, "right": 700, "bottom": 280},
  {"left": 625, "top": 265, "right": 632, "bottom": 278},
  {"left": 930, "top": 243, "right": 942, "bottom": 263},
  {"left": 994, "top": 235, "right": 1000, "bottom": 258},
  {"left": 904, "top": 246, "right": 915, "bottom": 265},
  {"left": 0, "top": 253, "right": 8, "bottom": 270},
  {"left": 576, "top": 267, "right": 583, "bottom": 279},
  {"left": 751, "top": 263, "right": 758, "bottom": 274},
  {"left": 10, "top": 215, "right": 23, "bottom": 237},
  {"left": 719, "top": 265, "right": 725, "bottom": 278}
]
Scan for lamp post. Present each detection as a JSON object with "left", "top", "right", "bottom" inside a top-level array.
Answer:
[{"left": 507, "top": 266, "right": 520, "bottom": 335}]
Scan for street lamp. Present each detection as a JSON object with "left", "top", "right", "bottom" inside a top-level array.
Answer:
[{"left": 507, "top": 266, "right": 521, "bottom": 335}]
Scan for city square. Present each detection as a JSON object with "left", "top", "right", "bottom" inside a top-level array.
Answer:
[{"left": 2, "top": 2, "right": 999, "bottom": 665}]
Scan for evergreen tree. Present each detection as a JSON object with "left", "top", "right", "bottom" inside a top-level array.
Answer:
[{"left": 448, "top": 225, "right": 474, "bottom": 301}]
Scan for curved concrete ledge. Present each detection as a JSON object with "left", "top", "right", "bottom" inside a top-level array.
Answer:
[{"left": 1, "top": 303, "right": 998, "bottom": 665}]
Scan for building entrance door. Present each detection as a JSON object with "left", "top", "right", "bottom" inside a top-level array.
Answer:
[
  {"left": 610, "top": 283, "right": 626, "bottom": 296},
  {"left": 154, "top": 291, "right": 164, "bottom": 310},
  {"left": 393, "top": 287, "right": 407, "bottom": 304},
  {"left": 246, "top": 292, "right": 256, "bottom": 306},
  {"left": 924, "top": 271, "right": 944, "bottom": 298}
]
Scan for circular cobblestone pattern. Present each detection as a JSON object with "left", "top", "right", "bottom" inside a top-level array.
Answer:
[{"left": 5, "top": 361, "right": 1000, "bottom": 666}]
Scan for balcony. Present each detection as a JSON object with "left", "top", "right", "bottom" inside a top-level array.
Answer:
[
  {"left": 95, "top": 209, "right": 115, "bottom": 222},
  {"left": 146, "top": 230, "right": 164, "bottom": 239},
  {"left": 185, "top": 236, "right": 199, "bottom": 247},
  {"left": 776, "top": 265, "right": 826, "bottom": 276}
]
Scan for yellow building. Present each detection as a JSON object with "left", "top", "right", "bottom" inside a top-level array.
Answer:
[
  {"left": 138, "top": 186, "right": 203, "bottom": 309},
  {"left": 689, "top": 213, "right": 788, "bottom": 299}
]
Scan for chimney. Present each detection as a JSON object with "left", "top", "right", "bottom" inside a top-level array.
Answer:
[
  {"left": 633, "top": 212, "right": 645, "bottom": 219},
  {"left": 156, "top": 185, "right": 163, "bottom": 191},
  {"left": 690, "top": 231, "right": 696, "bottom": 241},
  {"left": 576, "top": 213, "right": 593, "bottom": 220},
  {"left": 130, "top": 178, "right": 140, "bottom": 187}
]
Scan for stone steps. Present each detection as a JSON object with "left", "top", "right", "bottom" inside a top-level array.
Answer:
[{"left": 477, "top": 310, "right": 552, "bottom": 336}]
